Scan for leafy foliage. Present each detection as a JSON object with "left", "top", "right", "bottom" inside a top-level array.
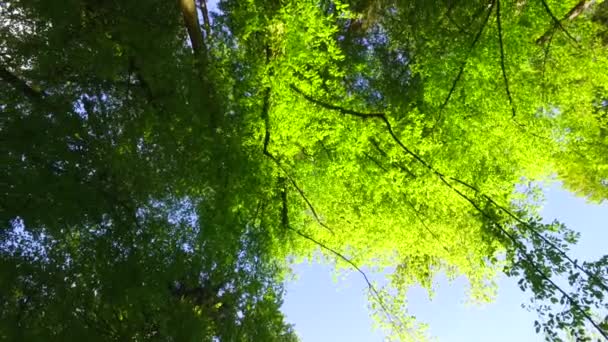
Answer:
[{"left": 1, "top": 0, "right": 608, "bottom": 340}]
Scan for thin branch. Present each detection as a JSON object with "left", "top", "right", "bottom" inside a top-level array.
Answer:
[
  {"left": 290, "top": 85, "right": 433, "bottom": 173},
  {"left": 279, "top": 177, "right": 289, "bottom": 230},
  {"left": 403, "top": 200, "right": 451, "bottom": 254},
  {"left": 450, "top": 185, "right": 608, "bottom": 339},
  {"left": 197, "top": 0, "right": 212, "bottom": 40},
  {"left": 511, "top": 117, "right": 554, "bottom": 142},
  {"left": 369, "top": 138, "right": 388, "bottom": 157},
  {"left": 445, "top": 13, "right": 470, "bottom": 35},
  {"left": 288, "top": 226, "right": 417, "bottom": 340},
  {"left": 438, "top": 0, "right": 496, "bottom": 114},
  {"left": 262, "top": 88, "right": 334, "bottom": 235},
  {"left": 0, "top": 66, "right": 47, "bottom": 101},
  {"left": 496, "top": 0, "right": 517, "bottom": 118},
  {"left": 441, "top": 0, "right": 470, "bottom": 35},
  {"left": 290, "top": 85, "right": 384, "bottom": 120},
  {"left": 363, "top": 152, "right": 389, "bottom": 172},
  {"left": 0, "top": 65, "right": 83, "bottom": 122},
  {"left": 264, "top": 145, "right": 335, "bottom": 235},
  {"left": 264, "top": 88, "right": 418, "bottom": 338},
  {"left": 318, "top": 139, "right": 334, "bottom": 161},
  {"left": 537, "top": 24, "right": 559, "bottom": 46},
  {"left": 266, "top": 90, "right": 416, "bottom": 339},
  {"left": 428, "top": 0, "right": 496, "bottom": 135},
  {"left": 464, "top": 3, "right": 493, "bottom": 34},
  {"left": 448, "top": 177, "right": 608, "bottom": 294},
  {"left": 564, "top": 0, "right": 594, "bottom": 21},
  {"left": 537, "top": 0, "right": 581, "bottom": 45},
  {"left": 369, "top": 138, "right": 417, "bottom": 178},
  {"left": 540, "top": 30, "right": 555, "bottom": 102}
]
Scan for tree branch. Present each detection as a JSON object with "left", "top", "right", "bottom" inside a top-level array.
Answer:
[
  {"left": 363, "top": 152, "right": 389, "bottom": 172},
  {"left": 448, "top": 176, "right": 608, "bottom": 295},
  {"left": 287, "top": 226, "right": 416, "bottom": 340},
  {"left": 267, "top": 87, "right": 415, "bottom": 339},
  {"left": 403, "top": 199, "right": 451, "bottom": 254},
  {"left": 290, "top": 85, "right": 384, "bottom": 120},
  {"left": 540, "top": 30, "right": 556, "bottom": 102},
  {"left": 0, "top": 66, "right": 46, "bottom": 101},
  {"left": 197, "top": 0, "right": 212, "bottom": 40},
  {"left": 262, "top": 87, "right": 334, "bottom": 235},
  {"left": 368, "top": 139, "right": 416, "bottom": 178},
  {"left": 496, "top": 0, "right": 517, "bottom": 118},
  {"left": 318, "top": 139, "right": 334, "bottom": 161},
  {"left": 279, "top": 176, "right": 289, "bottom": 230},
  {"left": 178, "top": 0, "right": 207, "bottom": 56},
  {"left": 441, "top": 0, "right": 470, "bottom": 35},
  {"left": 537, "top": 0, "right": 586, "bottom": 45},
  {"left": 432, "top": 0, "right": 496, "bottom": 131},
  {"left": 452, "top": 183, "right": 607, "bottom": 339}
]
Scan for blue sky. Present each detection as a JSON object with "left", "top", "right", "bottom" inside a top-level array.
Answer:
[{"left": 281, "top": 184, "right": 608, "bottom": 341}]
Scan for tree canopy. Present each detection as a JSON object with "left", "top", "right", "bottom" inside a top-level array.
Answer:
[{"left": 1, "top": 0, "right": 608, "bottom": 340}]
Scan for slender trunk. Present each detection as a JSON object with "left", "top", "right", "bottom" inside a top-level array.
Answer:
[
  {"left": 178, "top": 0, "right": 206, "bottom": 55},
  {"left": 198, "top": 0, "right": 212, "bottom": 40}
]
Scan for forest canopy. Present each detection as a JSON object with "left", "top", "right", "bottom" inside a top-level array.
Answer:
[{"left": 1, "top": 0, "right": 608, "bottom": 340}]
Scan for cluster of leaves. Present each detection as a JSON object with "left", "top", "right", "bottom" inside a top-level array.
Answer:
[
  {"left": 1, "top": 0, "right": 297, "bottom": 340},
  {"left": 2, "top": 0, "right": 608, "bottom": 341}
]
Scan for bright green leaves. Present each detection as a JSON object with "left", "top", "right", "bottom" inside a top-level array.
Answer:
[{"left": 231, "top": 0, "right": 608, "bottom": 339}]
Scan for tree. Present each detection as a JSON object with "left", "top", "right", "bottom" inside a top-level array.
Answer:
[
  {"left": 1, "top": 1, "right": 297, "bottom": 340},
  {"left": 1, "top": 0, "right": 607, "bottom": 340}
]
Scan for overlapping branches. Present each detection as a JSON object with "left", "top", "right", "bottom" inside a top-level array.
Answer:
[
  {"left": 260, "top": 86, "right": 419, "bottom": 340},
  {"left": 537, "top": 0, "right": 587, "bottom": 45},
  {"left": 494, "top": 1, "right": 556, "bottom": 141},
  {"left": 290, "top": 86, "right": 608, "bottom": 338},
  {"left": 496, "top": 0, "right": 516, "bottom": 118},
  {"left": 261, "top": 89, "right": 334, "bottom": 235},
  {"left": 438, "top": 0, "right": 496, "bottom": 115}
]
